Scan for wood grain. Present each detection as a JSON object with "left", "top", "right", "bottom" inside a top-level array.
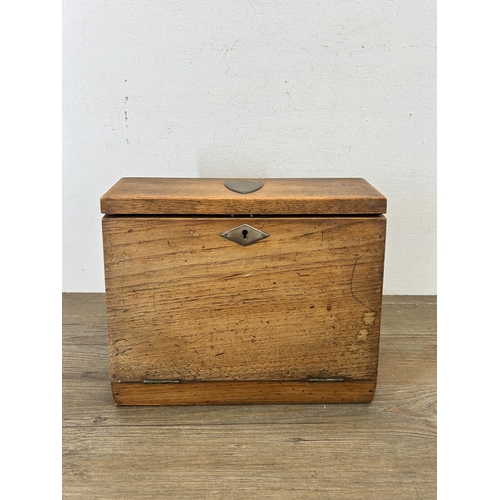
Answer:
[
  {"left": 102, "top": 216, "right": 386, "bottom": 397},
  {"left": 63, "top": 425, "right": 435, "bottom": 500},
  {"left": 62, "top": 293, "right": 436, "bottom": 499},
  {"left": 111, "top": 380, "right": 376, "bottom": 405},
  {"left": 100, "top": 178, "right": 387, "bottom": 215}
]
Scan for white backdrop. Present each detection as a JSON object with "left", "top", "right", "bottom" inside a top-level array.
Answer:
[{"left": 62, "top": 0, "right": 436, "bottom": 294}]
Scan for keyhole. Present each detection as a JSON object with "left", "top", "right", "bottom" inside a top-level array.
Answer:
[{"left": 242, "top": 229, "right": 248, "bottom": 239}]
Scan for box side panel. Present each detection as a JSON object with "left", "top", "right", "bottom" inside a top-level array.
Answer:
[{"left": 102, "top": 216, "right": 386, "bottom": 383}]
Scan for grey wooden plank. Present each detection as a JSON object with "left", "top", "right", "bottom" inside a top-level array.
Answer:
[
  {"left": 63, "top": 425, "right": 435, "bottom": 500},
  {"left": 381, "top": 304, "right": 437, "bottom": 334},
  {"left": 63, "top": 324, "right": 108, "bottom": 346},
  {"left": 383, "top": 295, "right": 436, "bottom": 305},
  {"left": 63, "top": 378, "right": 436, "bottom": 430},
  {"left": 62, "top": 293, "right": 107, "bottom": 326}
]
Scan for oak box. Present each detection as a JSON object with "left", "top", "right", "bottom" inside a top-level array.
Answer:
[{"left": 100, "top": 178, "right": 387, "bottom": 405}]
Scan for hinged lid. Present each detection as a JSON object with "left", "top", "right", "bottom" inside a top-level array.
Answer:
[{"left": 100, "top": 178, "right": 386, "bottom": 215}]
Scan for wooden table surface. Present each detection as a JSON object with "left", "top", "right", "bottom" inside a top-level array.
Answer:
[{"left": 63, "top": 294, "right": 436, "bottom": 499}]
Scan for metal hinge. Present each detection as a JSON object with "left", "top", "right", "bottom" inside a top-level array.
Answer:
[
  {"left": 305, "top": 378, "right": 345, "bottom": 382},
  {"left": 142, "top": 379, "right": 180, "bottom": 384}
]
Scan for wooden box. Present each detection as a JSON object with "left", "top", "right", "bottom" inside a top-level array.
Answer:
[{"left": 101, "top": 178, "right": 387, "bottom": 405}]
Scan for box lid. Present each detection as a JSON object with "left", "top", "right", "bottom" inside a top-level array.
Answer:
[{"left": 100, "top": 178, "right": 386, "bottom": 215}]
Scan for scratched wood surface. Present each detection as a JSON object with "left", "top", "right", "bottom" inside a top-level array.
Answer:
[
  {"left": 102, "top": 216, "right": 386, "bottom": 387},
  {"left": 111, "top": 380, "right": 377, "bottom": 405},
  {"left": 63, "top": 294, "right": 436, "bottom": 500},
  {"left": 100, "top": 177, "right": 387, "bottom": 215}
]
